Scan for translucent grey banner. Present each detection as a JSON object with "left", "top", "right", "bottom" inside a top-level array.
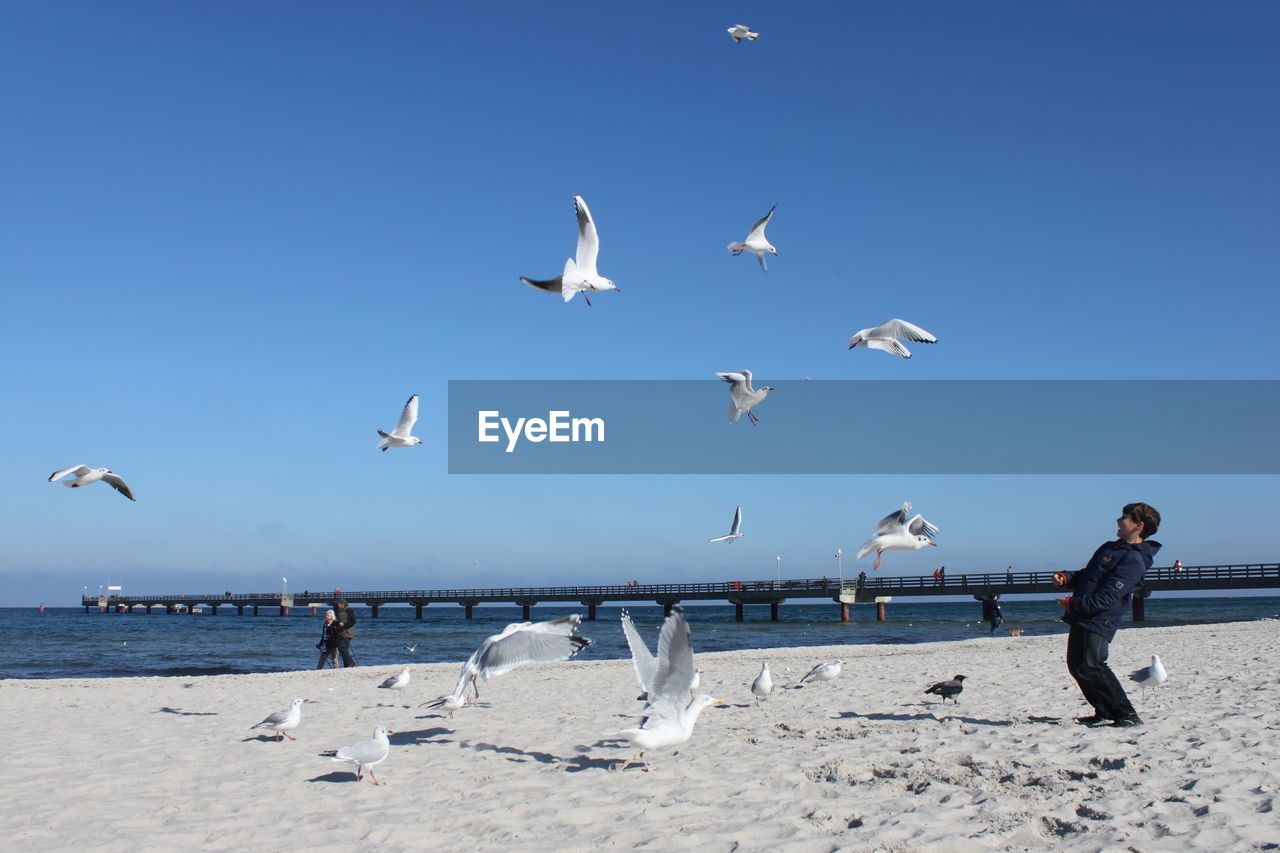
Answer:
[{"left": 446, "top": 380, "right": 1279, "bottom": 474}]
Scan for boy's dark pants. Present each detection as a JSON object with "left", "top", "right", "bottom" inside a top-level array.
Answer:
[{"left": 1066, "top": 626, "right": 1136, "bottom": 719}]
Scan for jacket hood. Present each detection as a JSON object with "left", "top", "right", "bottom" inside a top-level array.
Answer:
[{"left": 1120, "top": 539, "right": 1162, "bottom": 560}]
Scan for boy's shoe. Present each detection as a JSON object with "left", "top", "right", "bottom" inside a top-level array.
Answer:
[
  {"left": 1110, "top": 715, "right": 1144, "bottom": 727},
  {"left": 1075, "top": 714, "right": 1109, "bottom": 726}
]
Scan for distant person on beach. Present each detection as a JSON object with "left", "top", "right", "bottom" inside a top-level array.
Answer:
[
  {"left": 333, "top": 599, "right": 358, "bottom": 667},
  {"left": 1054, "top": 502, "right": 1162, "bottom": 728},
  {"left": 316, "top": 609, "right": 339, "bottom": 669},
  {"left": 983, "top": 595, "right": 1003, "bottom": 635}
]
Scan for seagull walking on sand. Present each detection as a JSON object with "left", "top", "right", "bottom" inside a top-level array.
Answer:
[
  {"left": 846, "top": 319, "right": 938, "bottom": 359},
  {"left": 727, "top": 205, "right": 778, "bottom": 271},
  {"left": 322, "top": 726, "right": 393, "bottom": 785},
  {"left": 796, "top": 660, "right": 843, "bottom": 686},
  {"left": 377, "top": 667, "right": 411, "bottom": 691},
  {"left": 606, "top": 606, "right": 723, "bottom": 769},
  {"left": 250, "top": 698, "right": 312, "bottom": 741},
  {"left": 1128, "top": 655, "right": 1167, "bottom": 698},
  {"left": 48, "top": 465, "right": 136, "bottom": 501},
  {"left": 377, "top": 394, "right": 422, "bottom": 451},
  {"left": 421, "top": 614, "right": 592, "bottom": 715},
  {"left": 925, "top": 674, "right": 966, "bottom": 704},
  {"left": 717, "top": 370, "right": 774, "bottom": 425},
  {"left": 726, "top": 24, "right": 760, "bottom": 43},
  {"left": 751, "top": 663, "right": 774, "bottom": 704},
  {"left": 857, "top": 502, "right": 940, "bottom": 570},
  {"left": 708, "top": 506, "right": 744, "bottom": 543},
  {"left": 520, "top": 194, "right": 619, "bottom": 306}
]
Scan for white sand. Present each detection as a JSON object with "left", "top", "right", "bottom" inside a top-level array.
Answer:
[{"left": 3, "top": 620, "right": 1278, "bottom": 852}]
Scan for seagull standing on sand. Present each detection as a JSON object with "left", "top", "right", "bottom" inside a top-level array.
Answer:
[
  {"left": 322, "top": 726, "right": 393, "bottom": 785},
  {"left": 48, "top": 465, "right": 136, "bottom": 501},
  {"left": 925, "top": 674, "right": 966, "bottom": 704},
  {"left": 716, "top": 370, "right": 774, "bottom": 425},
  {"left": 520, "top": 194, "right": 619, "bottom": 306},
  {"left": 727, "top": 205, "right": 778, "bottom": 271},
  {"left": 751, "top": 663, "right": 774, "bottom": 704},
  {"left": 727, "top": 24, "right": 759, "bottom": 43},
  {"left": 846, "top": 319, "right": 938, "bottom": 359},
  {"left": 606, "top": 606, "right": 723, "bottom": 769},
  {"left": 856, "top": 502, "right": 940, "bottom": 570},
  {"left": 1128, "top": 655, "right": 1167, "bottom": 698},
  {"left": 421, "top": 614, "right": 592, "bottom": 714},
  {"left": 708, "top": 506, "right": 744, "bottom": 543},
  {"left": 376, "top": 395, "right": 422, "bottom": 451},
  {"left": 377, "top": 667, "right": 411, "bottom": 691},
  {"left": 797, "top": 660, "right": 843, "bottom": 686},
  {"left": 250, "top": 698, "right": 311, "bottom": 741}
]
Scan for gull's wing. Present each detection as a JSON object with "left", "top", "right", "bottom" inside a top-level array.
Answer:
[
  {"left": 716, "top": 370, "right": 754, "bottom": 392},
  {"left": 729, "top": 506, "right": 742, "bottom": 536},
  {"left": 254, "top": 707, "right": 289, "bottom": 727},
  {"left": 799, "top": 663, "right": 826, "bottom": 683},
  {"left": 49, "top": 465, "right": 90, "bottom": 482},
  {"left": 101, "top": 473, "right": 136, "bottom": 501},
  {"left": 573, "top": 195, "right": 599, "bottom": 276},
  {"left": 648, "top": 606, "right": 696, "bottom": 707},
  {"left": 392, "top": 395, "right": 419, "bottom": 438},
  {"left": 745, "top": 205, "right": 775, "bottom": 242},
  {"left": 336, "top": 735, "right": 388, "bottom": 765},
  {"left": 873, "top": 502, "right": 912, "bottom": 535},
  {"left": 907, "top": 514, "right": 939, "bottom": 539},
  {"left": 520, "top": 275, "right": 564, "bottom": 294},
  {"left": 756, "top": 252, "right": 769, "bottom": 272},
  {"left": 469, "top": 615, "right": 590, "bottom": 680},
  {"left": 863, "top": 337, "right": 912, "bottom": 358},
  {"left": 620, "top": 610, "right": 657, "bottom": 694},
  {"left": 880, "top": 319, "right": 937, "bottom": 344}
]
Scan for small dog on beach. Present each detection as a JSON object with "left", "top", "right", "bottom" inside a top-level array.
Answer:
[{"left": 1008, "top": 628, "right": 1024, "bottom": 637}]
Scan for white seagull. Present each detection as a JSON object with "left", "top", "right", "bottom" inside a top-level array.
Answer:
[
  {"left": 621, "top": 609, "right": 657, "bottom": 701},
  {"left": 48, "top": 465, "right": 136, "bottom": 501},
  {"left": 421, "top": 614, "right": 592, "bottom": 714},
  {"left": 856, "top": 502, "right": 940, "bottom": 570},
  {"left": 606, "top": 606, "right": 722, "bottom": 768},
  {"left": 716, "top": 370, "right": 774, "bottom": 425},
  {"left": 846, "top": 319, "right": 938, "bottom": 359},
  {"left": 797, "top": 660, "right": 843, "bottom": 686},
  {"left": 520, "top": 194, "right": 619, "bottom": 306},
  {"left": 708, "top": 506, "right": 744, "bottom": 543},
  {"left": 377, "top": 667, "right": 411, "bottom": 691},
  {"left": 376, "top": 394, "right": 422, "bottom": 451},
  {"left": 727, "top": 205, "right": 777, "bottom": 271},
  {"left": 751, "top": 663, "right": 774, "bottom": 704},
  {"left": 250, "top": 697, "right": 311, "bottom": 741},
  {"left": 727, "top": 24, "right": 760, "bottom": 43},
  {"left": 1128, "top": 655, "right": 1167, "bottom": 698},
  {"left": 323, "top": 726, "right": 393, "bottom": 786}
]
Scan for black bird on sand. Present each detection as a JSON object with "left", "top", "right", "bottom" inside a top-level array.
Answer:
[{"left": 924, "top": 674, "right": 967, "bottom": 704}]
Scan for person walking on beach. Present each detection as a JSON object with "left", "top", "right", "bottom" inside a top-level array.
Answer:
[
  {"left": 315, "top": 609, "right": 339, "bottom": 669},
  {"left": 983, "top": 595, "right": 1003, "bottom": 635},
  {"left": 1054, "top": 502, "right": 1161, "bottom": 728},
  {"left": 333, "top": 599, "right": 358, "bottom": 667}
]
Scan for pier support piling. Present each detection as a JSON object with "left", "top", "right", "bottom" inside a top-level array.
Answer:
[
  {"left": 415, "top": 604, "right": 423, "bottom": 619},
  {"left": 371, "top": 604, "right": 379, "bottom": 618},
  {"left": 735, "top": 602, "right": 744, "bottom": 621},
  {"left": 770, "top": 601, "right": 780, "bottom": 621},
  {"left": 841, "top": 602, "right": 850, "bottom": 622},
  {"left": 587, "top": 603, "right": 597, "bottom": 620},
  {"left": 252, "top": 606, "right": 259, "bottom": 616},
  {"left": 210, "top": 605, "right": 219, "bottom": 616},
  {"left": 522, "top": 604, "right": 531, "bottom": 620},
  {"left": 465, "top": 605, "right": 474, "bottom": 619},
  {"left": 1132, "top": 595, "right": 1146, "bottom": 622},
  {"left": 236, "top": 605, "right": 244, "bottom": 616},
  {"left": 280, "top": 606, "right": 289, "bottom": 617}
]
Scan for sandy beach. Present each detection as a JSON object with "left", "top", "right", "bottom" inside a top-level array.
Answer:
[{"left": 4, "top": 620, "right": 1277, "bottom": 852}]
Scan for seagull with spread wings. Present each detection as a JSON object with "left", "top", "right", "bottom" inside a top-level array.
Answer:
[
  {"left": 727, "top": 205, "right": 778, "bottom": 271},
  {"left": 856, "top": 502, "right": 940, "bottom": 570},
  {"left": 846, "top": 319, "right": 938, "bottom": 359},
  {"left": 376, "top": 394, "right": 422, "bottom": 451},
  {"left": 708, "top": 506, "right": 744, "bottom": 543},
  {"left": 48, "top": 465, "right": 136, "bottom": 501},
  {"left": 520, "top": 194, "right": 619, "bottom": 306},
  {"left": 716, "top": 370, "right": 774, "bottom": 425}
]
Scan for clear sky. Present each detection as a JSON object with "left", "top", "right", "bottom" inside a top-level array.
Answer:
[{"left": 2, "top": 2, "right": 1277, "bottom": 605}]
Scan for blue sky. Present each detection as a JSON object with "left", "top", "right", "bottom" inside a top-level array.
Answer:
[{"left": 2, "top": 2, "right": 1277, "bottom": 605}]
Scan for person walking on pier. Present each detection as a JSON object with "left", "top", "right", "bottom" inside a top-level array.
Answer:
[
  {"left": 334, "top": 599, "right": 358, "bottom": 667},
  {"left": 316, "top": 609, "right": 339, "bottom": 669},
  {"left": 1054, "top": 502, "right": 1162, "bottom": 728}
]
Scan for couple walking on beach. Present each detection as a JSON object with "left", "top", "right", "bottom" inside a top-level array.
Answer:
[{"left": 316, "top": 599, "right": 357, "bottom": 668}]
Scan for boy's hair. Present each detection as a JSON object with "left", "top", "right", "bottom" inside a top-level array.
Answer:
[
  {"left": 335, "top": 598, "right": 347, "bottom": 607},
  {"left": 1123, "top": 502, "right": 1161, "bottom": 537}
]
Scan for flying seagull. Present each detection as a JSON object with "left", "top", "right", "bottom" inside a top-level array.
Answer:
[
  {"left": 727, "top": 25, "right": 760, "bottom": 43},
  {"left": 377, "top": 394, "right": 422, "bottom": 451},
  {"left": 856, "top": 501, "right": 939, "bottom": 570},
  {"left": 250, "top": 698, "right": 312, "bottom": 741},
  {"left": 606, "top": 606, "right": 722, "bottom": 768},
  {"left": 727, "top": 205, "right": 777, "bottom": 271},
  {"left": 716, "top": 370, "right": 774, "bottom": 425},
  {"left": 421, "top": 614, "right": 592, "bottom": 714},
  {"left": 708, "top": 506, "right": 744, "bottom": 543},
  {"left": 751, "top": 663, "right": 774, "bottom": 705},
  {"left": 377, "top": 667, "right": 411, "bottom": 691},
  {"left": 846, "top": 319, "right": 939, "bottom": 359},
  {"left": 520, "top": 194, "right": 619, "bottom": 306},
  {"left": 621, "top": 609, "right": 657, "bottom": 701},
  {"left": 48, "top": 465, "right": 136, "bottom": 501},
  {"left": 925, "top": 674, "right": 966, "bottom": 704},
  {"left": 321, "top": 726, "right": 393, "bottom": 785}
]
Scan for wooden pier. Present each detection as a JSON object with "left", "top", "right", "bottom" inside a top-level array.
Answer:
[{"left": 80, "top": 563, "right": 1280, "bottom": 622}]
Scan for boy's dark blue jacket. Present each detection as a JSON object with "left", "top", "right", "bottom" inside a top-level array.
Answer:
[{"left": 1061, "top": 538, "right": 1162, "bottom": 641}]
